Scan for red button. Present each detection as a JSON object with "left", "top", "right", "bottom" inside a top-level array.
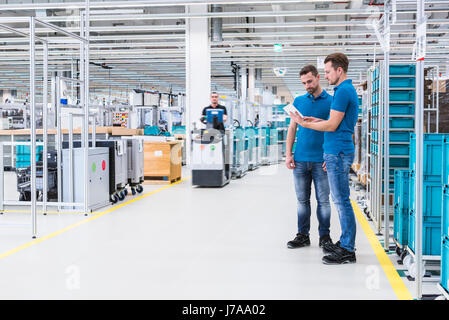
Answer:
[{"left": 102, "top": 160, "right": 106, "bottom": 171}]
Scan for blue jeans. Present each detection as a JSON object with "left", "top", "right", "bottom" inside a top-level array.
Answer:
[
  {"left": 293, "top": 161, "right": 331, "bottom": 238},
  {"left": 323, "top": 153, "right": 356, "bottom": 252}
]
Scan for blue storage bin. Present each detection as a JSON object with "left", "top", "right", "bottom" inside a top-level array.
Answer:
[
  {"left": 389, "top": 77, "right": 416, "bottom": 88},
  {"left": 390, "top": 144, "right": 409, "bottom": 156},
  {"left": 389, "top": 117, "right": 414, "bottom": 129},
  {"left": 442, "top": 238, "right": 449, "bottom": 293},
  {"left": 245, "top": 128, "right": 256, "bottom": 150},
  {"left": 409, "top": 173, "right": 443, "bottom": 221},
  {"left": 443, "top": 140, "right": 449, "bottom": 239},
  {"left": 408, "top": 213, "right": 441, "bottom": 256},
  {"left": 443, "top": 185, "right": 449, "bottom": 240},
  {"left": 410, "top": 133, "right": 448, "bottom": 182},
  {"left": 394, "top": 170, "right": 410, "bottom": 246},
  {"left": 16, "top": 161, "right": 30, "bottom": 168},
  {"left": 390, "top": 157, "right": 409, "bottom": 168},
  {"left": 390, "top": 65, "right": 416, "bottom": 75},
  {"left": 390, "top": 131, "right": 411, "bottom": 142},
  {"left": 390, "top": 104, "right": 415, "bottom": 115},
  {"left": 390, "top": 90, "right": 415, "bottom": 102},
  {"left": 172, "top": 126, "right": 186, "bottom": 135},
  {"left": 269, "top": 129, "right": 278, "bottom": 146}
]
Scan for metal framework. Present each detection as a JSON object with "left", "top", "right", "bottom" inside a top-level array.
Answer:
[{"left": 0, "top": 1, "right": 91, "bottom": 239}]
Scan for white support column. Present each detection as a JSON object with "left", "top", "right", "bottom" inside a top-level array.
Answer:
[
  {"left": 185, "top": 4, "right": 211, "bottom": 167},
  {"left": 415, "top": 0, "right": 425, "bottom": 300},
  {"left": 248, "top": 67, "right": 255, "bottom": 103},
  {"left": 240, "top": 67, "right": 248, "bottom": 102}
]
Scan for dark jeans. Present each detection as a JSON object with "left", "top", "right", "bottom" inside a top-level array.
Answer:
[
  {"left": 293, "top": 161, "right": 331, "bottom": 238},
  {"left": 323, "top": 153, "right": 356, "bottom": 252}
]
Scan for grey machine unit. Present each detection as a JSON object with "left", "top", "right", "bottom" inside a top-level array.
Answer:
[
  {"left": 191, "top": 129, "right": 232, "bottom": 187},
  {"left": 62, "top": 147, "right": 110, "bottom": 211},
  {"left": 63, "top": 140, "right": 128, "bottom": 203},
  {"left": 97, "top": 139, "right": 128, "bottom": 202},
  {"left": 126, "top": 138, "right": 144, "bottom": 195}
]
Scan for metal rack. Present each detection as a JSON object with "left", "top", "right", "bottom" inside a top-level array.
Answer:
[{"left": 0, "top": 1, "right": 91, "bottom": 239}]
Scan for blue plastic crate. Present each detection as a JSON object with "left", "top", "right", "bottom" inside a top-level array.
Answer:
[
  {"left": 443, "top": 185, "right": 449, "bottom": 240},
  {"left": 410, "top": 133, "right": 448, "bottom": 182},
  {"left": 390, "top": 104, "right": 415, "bottom": 115},
  {"left": 394, "top": 170, "right": 410, "bottom": 246},
  {"left": 390, "top": 90, "right": 415, "bottom": 102},
  {"left": 172, "top": 126, "right": 186, "bottom": 135},
  {"left": 16, "top": 160, "right": 30, "bottom": 168},
  {"left": 390, "top": 144, "right": 409, "bottom": 156},
  {"left": 390, "top": 65, "right": 416, "bottom": 75},
  {"left": 442, "top": 238, "right": 449, "bottom": 293},
  {"left": 409, "top": 173, "right": 443, "bottom": 221},
  {"left": 389, "top": 117, "right": 414, "bottom": 129},
  {"left": 16, "top": 145, "right": 43, "bottom": 156},
  {"left": 390, "top": 157, "right": 409, "bottom": 168},
  {"left": 245, "top": 128, "right": 257, "bottom": 151},
  {"left": 408, "top": 214, "right": 441, "bottom": 256},
  {"left": 390, "top": 131, "right": 411, "bottom": 142},
  {"left": 390, "top": 77, "right": 416, "bottom": 88},
  {"left": 443, "top": 140, "right": 449, "bottom": 239}
]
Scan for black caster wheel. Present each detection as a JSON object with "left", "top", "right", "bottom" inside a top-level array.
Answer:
[
  {"left": 136, "top": 185, "right": 143, "bottom": 193},
  {"left": 110, "top": 194, "right": 118, "bottom": 204},
  {"left": 395, "top": 246, "right": 402, "bottom": 257},
  {"left": 124, "top": 189, "right": 128, "bottom": 196},
  {"left": 399, "top": 249, "right": 408, "bottom": 263},
  {"left": 118, "top": 191, "right": 125, "bottom": 201},
  {"left": 131, "top": 188, "right": 136, "bottom": 196}
]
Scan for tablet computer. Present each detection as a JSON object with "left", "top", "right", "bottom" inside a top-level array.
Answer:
[{"left": 283, "top": 104, "right": 304, "bottom": 118}]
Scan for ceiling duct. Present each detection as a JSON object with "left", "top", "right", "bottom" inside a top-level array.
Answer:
[{"left": 211, "top": 4, "right": 223, "bottom": 42}]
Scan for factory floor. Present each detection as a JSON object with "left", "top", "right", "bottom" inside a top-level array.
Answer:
[{"left": 0, "top": 164, "right": 439, "bottom": 299}]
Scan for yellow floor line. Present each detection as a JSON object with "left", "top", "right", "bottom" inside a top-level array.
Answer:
[
  {"left": 352, "top": 200, "right": 413, "bottom": 300},
  {"left": 0, "top": 177, "right": 190, "bottom": 260}
]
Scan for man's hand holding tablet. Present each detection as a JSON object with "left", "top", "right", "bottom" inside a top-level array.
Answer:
[{"left": 284, "top": 104, "right": 308, "bottom": 127}]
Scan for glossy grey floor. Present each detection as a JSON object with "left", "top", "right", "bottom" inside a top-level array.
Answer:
[{"left": 0, "top": 165, "right": 401, "bottom": 299}]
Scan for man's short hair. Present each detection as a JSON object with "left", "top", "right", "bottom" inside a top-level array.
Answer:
[
  {"left": 211, "top": 92, "right": 218, "bottom": 96},
  {"left": 299, "top": 65, "right": 319, "bottom": 77},
  {"left": 324, "top": 52, "right": 349, "bottom": 73}
]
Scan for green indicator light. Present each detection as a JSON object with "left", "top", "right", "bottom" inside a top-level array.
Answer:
[
  {"left": 273, "top": 43, "right": 283, "bottom": 52},
  {"left": 211, "top": 145, "right": 215, "bottom": 151}
]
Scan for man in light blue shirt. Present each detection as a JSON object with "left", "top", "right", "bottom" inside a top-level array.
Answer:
[
  {"left": 290, "top": 53, "right": 358, "bottom": 265},
  {"left": 285, "top": 65, "right": 333, "bottom": 251}
]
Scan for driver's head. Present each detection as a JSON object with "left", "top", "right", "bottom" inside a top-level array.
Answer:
[
  {"left": 299, "top": 65, "right": 321, "bottom": 96},
  {"left": 210, "top": 92, "right": 219, "bottom": 105}
]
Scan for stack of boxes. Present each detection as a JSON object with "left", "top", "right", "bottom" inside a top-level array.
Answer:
[
  {"left": 387, "top": 65, "right": 416, "bottom": 204},
  {"left": 408, "top": 133, "right": 447, "bottom": 257},
  {"left": 15, "top": 145, "right": 43, "bottom": 168}
]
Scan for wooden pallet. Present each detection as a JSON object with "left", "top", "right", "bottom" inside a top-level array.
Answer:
[{"left": 143, "top": 176, "right": 181, "bottom": 185}]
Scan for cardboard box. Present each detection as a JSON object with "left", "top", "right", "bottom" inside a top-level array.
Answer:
[
  {"left": 143, "top": 141, "right": 182, "bottom": 184},
  {"left": 111, "top": 128, "right": 144, "bottom": 136},
  {"left": 433, "top": 80, "right": 448, "bottom": 93}
]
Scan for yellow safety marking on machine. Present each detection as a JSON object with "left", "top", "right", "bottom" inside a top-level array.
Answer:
[
  {"left": 0, "top": 177, "right": 190, "bottom": 260},
  {"left": 352, "top": 200, "right": 413, "bottom": 300}
]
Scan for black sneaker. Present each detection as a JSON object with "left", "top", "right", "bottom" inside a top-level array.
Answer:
[
  {"left": 321, "top": 239, "right": 341, "bottom": 254},
  {"left": 287, "top": 233, "right": 310, "bottom": 249},
  {"left": 322, "top": 246, "right": 356, "bottom": 265},
  {"left": 319, "top": 235, "right": 334, "bottom": 253}
]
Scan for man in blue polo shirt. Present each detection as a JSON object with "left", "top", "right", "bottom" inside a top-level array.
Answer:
[
  {"left": 290, "top": 53, "right": 358, "bottom": 265},
  {"left": 285, "top": 65, "right": 333, "bottom": 251}
]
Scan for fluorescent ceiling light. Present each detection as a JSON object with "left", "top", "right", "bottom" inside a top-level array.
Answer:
[{"left": 90, "top": 9, "right": 145, "bottom": 15}]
